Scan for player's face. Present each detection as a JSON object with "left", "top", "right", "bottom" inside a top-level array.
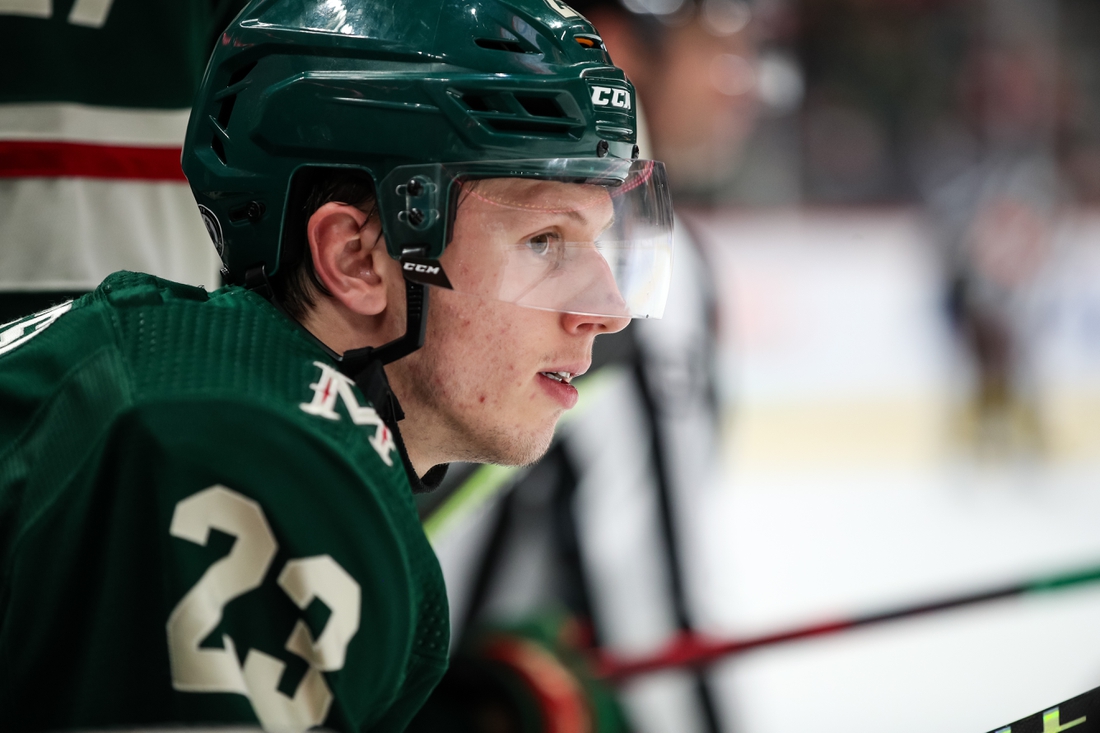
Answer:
[{"left": 388, "top": 178, "right": 630, "bottom": 467}]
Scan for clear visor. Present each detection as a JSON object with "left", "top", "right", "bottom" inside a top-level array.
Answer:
[{"left": 439, "top": 159, "right": 674, "bottom": 319}]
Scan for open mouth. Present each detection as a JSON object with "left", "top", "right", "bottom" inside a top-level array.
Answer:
[{"left": 540, "top": 371, "right": 575, "bottom": 384}]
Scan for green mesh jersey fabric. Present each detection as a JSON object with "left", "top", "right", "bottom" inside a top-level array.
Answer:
[{"left": 0, "top": 271, "right": 449, "bottom": 732}]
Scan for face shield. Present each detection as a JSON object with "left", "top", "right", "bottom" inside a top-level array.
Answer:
[{"left": 383, "top": 159, "right": 674, "bottom": 320}]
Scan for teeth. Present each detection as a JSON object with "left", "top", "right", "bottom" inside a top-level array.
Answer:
[{"left": 542, "top": 371, "right": 573, "bottom": 384}]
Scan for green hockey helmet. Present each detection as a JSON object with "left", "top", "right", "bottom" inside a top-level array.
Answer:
[{"left": 183, "top": 0, "right": 674, "bottom": 323}]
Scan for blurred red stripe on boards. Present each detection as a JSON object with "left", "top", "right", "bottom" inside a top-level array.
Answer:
[{"left": 0, "top": 140, "right": 186, "bottom": 181}]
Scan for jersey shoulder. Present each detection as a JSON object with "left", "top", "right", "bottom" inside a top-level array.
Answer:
[
  {"left": 7, "top": 269, "right": 406, "bottom": 474},
  {"left": 0, "top": 273, "right": 448, "bottom": 731}
]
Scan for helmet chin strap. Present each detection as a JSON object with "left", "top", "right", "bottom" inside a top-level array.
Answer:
[
  {"left": 243, "top": 258, "right": 430, "bottom": 375},
  {"left": 340, "top": 245, "right": 443, "bottom": 371},
  {"left": 244, "top": 248, "right": 437, "bottom": 438},
  {"left": 337, "top": 276, "right": 424, "bottom": 432},
  {"left": 338, "top": 276, "right": 445, "bottom": 490},
  {"left": 245, "top": 262, "right": 435, "bottom": 483},
  {"left": 341, "top": 276, "right": 428, "bottom": 370}
]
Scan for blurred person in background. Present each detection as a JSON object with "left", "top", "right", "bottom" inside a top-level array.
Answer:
[
  {"left": 587, "top": 0, "right": 761, "bottom": 198},
  {"left": 0, "top": 0, "right": 244, "bottom": 324},
  {"left": 923, "top": 16, "right": 1070, "bottom": 457},
  {"left": 415, "top": 2, "right": 761, "bottom": 732},
  {"left": 794, "top": 0, "right": 1096, "bottom": 456}
]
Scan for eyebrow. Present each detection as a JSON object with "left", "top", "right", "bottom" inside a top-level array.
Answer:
[
  {"left": 560, "top": 207, "right": 595, "bottom": 226},
  {"left": 525, "top": 197, "right": 615, "bottom": 232},
  {"left": 533, "top": 207, "right": 615, "bottom": 240},
  {"left": 549, "top": 208, "right": 617, "bottom": 240},
  {"left": 462, "top": 182, "right": 615, "bottom": 233}
]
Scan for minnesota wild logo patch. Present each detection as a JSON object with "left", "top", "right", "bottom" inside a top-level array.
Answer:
[{"left": 299, "top": 361, "right": 397, "bottom": 466}]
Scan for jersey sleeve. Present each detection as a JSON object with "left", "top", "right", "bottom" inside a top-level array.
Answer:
[{"left": 0, "top": 397, "right": 446, "bottom": 733}]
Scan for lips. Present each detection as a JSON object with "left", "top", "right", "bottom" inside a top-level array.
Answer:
[
  {"left": 536, "top": 363, "right": 587, "bottom": 409},
  {"left": 537, "top": 360, "right": 589, "bottom": 385}
]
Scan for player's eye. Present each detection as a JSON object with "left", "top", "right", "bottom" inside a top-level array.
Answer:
[{"left": 526, "top": 231, "right": 562, "bottom": 257}]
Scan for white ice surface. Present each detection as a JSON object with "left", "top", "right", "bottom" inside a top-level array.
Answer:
[{"left": 684, "top": 208, "right": 1100, "bottom": 733}]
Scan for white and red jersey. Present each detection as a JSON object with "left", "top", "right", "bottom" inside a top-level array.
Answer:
[{"left": 0, "top": 0, "right": 245, "bottom": 294}]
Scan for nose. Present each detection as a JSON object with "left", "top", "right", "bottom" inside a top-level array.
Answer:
[
  {"left": 560, "top": 309, "right": 630, "bottom": 335},
  {"left": 556, "top": 244, "right": 633, "bottom": 334}
]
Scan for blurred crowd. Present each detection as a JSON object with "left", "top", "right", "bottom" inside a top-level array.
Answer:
[
  {"left": 633, "top": 0, "right": 1100, "bottom": 455},
  {"left": 675, "top": 0, "right": 1100, "bottom": 209}
]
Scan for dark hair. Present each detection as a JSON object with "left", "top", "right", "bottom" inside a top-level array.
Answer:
[{"left": 273, "top": 168, "right": 379, "bottom": 320}]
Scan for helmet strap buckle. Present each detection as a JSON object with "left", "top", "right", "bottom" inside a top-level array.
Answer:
[{"left": 244, "top": 264, "right": 275, "bottom": 301}]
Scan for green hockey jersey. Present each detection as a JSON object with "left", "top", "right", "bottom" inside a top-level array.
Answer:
[{"left": 0, "top": 272, "right": 449, "bottom": 732}]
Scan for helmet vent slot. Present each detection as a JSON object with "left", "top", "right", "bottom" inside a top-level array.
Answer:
[
  {"left": 574, "top": 34, "right": 606, "bottom": 51},
  {"left": 214, "top": 62, "right": 257, "bottom": 134},
  {"left": 211, "top": 135, "right": 227, "bottom": 165},
  {"left": 457, "top": 90, "right": 581, "bottom": 137},
  {"left": 461, "top": 94, "right": 493, "bottom": 112},
  {"left": 475, "top": 38, "right": 532, "bottom": 54},
  {"left": 216, "top": 95, "right": 237, "bottom": 130},
  {"left": 227, "top": 61, "right": 257, "bottom": 88},
  {"left": 515, "top": 96, "right": 567, "bottom": 119}
]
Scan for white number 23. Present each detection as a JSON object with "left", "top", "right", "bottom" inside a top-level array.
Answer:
[{"left": 166, "top": 486, "right": 361, "bottom": 733}]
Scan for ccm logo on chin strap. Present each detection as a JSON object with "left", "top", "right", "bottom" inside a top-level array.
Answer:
[
  {"left": 401, "top": 257, "right": 453, "bottom": 289},
  {"left": 591, "top": 86, "right": 631, "bottom": 110}
]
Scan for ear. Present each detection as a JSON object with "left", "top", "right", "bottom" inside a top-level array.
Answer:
[{"left": 307, "top": 201, "right": 393, "bottom": 316}]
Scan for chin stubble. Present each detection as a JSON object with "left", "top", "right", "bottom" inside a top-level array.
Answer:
[{"left": 394, "top": 349, "right": 556, "bottom": 468}]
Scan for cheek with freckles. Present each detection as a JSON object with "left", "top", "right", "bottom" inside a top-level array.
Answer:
[
  {"left": 429, "top": 295, "right": 535, "bottom": 414},
  {"left": 408, "top": 281, "right": 570, "bottom": 464}
]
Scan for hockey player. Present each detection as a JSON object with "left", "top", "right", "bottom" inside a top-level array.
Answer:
[
  {"left": 422, "top": 1, "right": 748, "bottom": 731},
  {"left": 0, "top": 1, "right": 673, "bottom": 731}
]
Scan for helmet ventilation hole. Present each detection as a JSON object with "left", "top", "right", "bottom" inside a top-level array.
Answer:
[
  {"left": 216, "top": 95, "right": 237, "bottom": 129},
  {"left": 458, "top": 91, "right": 582, "bottom": 137},
  {"left": 515, "top": 96, "right": 567, "bottom": 118},
  {"left": 574, "top": 34, "right": 605, "bottom": 51},
  {"left": 226, "top": 61, "right": 257, "bottom": 88},
  {"left": 461, "top": 94, "right": 493, "bottom": 112},
  {"left": 211, "top": 135, "right": 228, "bottom": 165},
  {"left": 215, "top": 63, "right": 258, "bottom": 130},
  {"left": 475, "top": 38, "right": 533, "bottom": 54},
  {"left": 209, "top": 62, "right": 258, "bottom": 166}
]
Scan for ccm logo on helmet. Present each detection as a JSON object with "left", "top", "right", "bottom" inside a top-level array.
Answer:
[
  {"left": 591, "top": 86, "right": 631, "bottom": 110},
  {"left": 404, "top": 262, "right": 441, "bottom": 275}
]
